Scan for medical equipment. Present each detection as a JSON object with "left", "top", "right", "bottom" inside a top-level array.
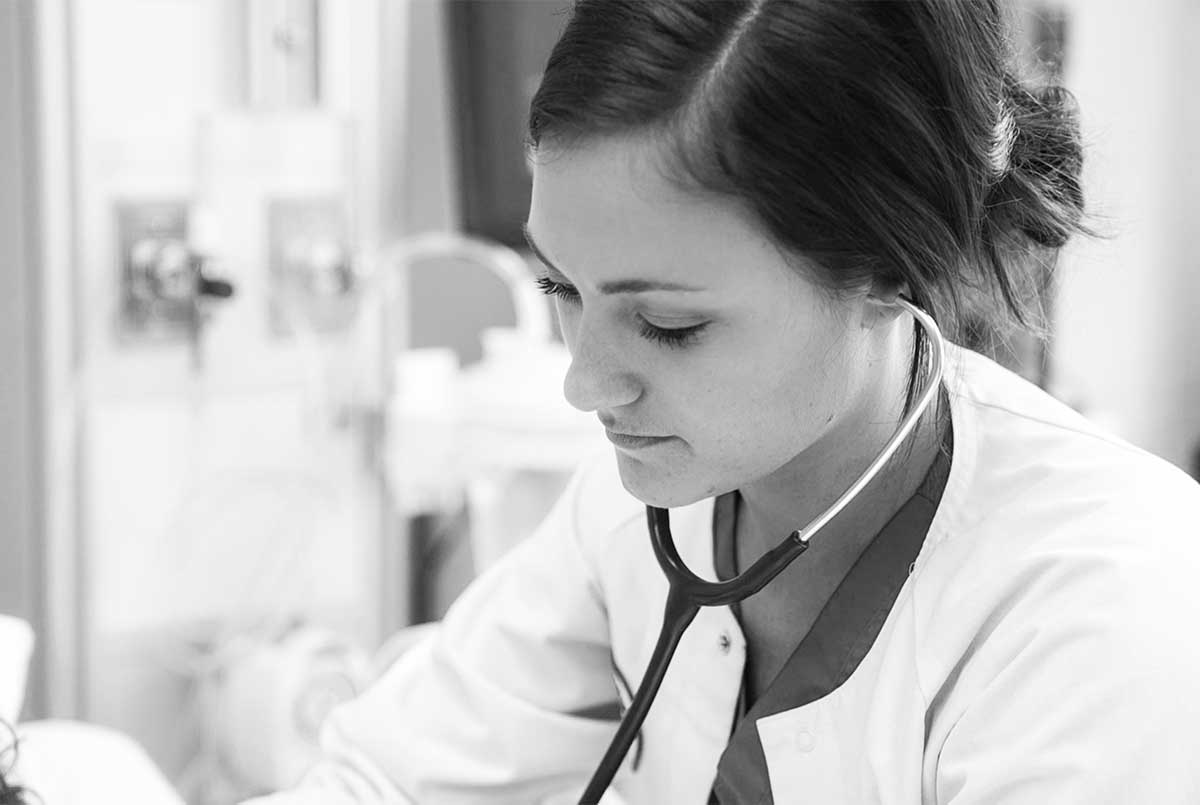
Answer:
[
  {"left": 378, "top": 233, "right": 605, "bottom": 580},
  {"left": 579, "top": 297, "right": 946, "bottom": 804}
]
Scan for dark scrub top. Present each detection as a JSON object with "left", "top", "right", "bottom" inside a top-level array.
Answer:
[{"left": 708, "top": 422, "right": 954, "bottom": 805}]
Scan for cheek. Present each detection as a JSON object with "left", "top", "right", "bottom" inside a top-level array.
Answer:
[
  {"left": 686, "top": 333, "right": 850, "bottom": 454},
  {"left": 613, "top": 333, "right": 855, "bottom": 505}
]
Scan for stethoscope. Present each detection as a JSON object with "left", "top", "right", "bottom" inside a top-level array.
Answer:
[{"left": 579, "top": 296, "right": 946, "bottom": 804}]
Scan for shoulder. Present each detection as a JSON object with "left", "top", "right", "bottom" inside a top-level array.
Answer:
[
  {"left": 915, "top": 347, "right": 1200, "bottom": 701},
  {"left": 939, "top": 344, "right": 1200, "bottom": 538}
]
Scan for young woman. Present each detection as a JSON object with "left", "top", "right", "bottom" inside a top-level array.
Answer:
[{"left": 252, "top": 1, "right": 1200, "bottom": 802}]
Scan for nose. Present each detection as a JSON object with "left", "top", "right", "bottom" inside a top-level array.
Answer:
[{"left": 561, "top": 313, "right": 642, "bottom": 414}]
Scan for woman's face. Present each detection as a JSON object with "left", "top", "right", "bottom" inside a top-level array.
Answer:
[{"left": 526, "top": 137, "right": 888, "bottom": 508}]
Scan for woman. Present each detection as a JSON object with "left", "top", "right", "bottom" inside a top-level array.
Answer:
[{"left": 252, "top": 1, "right": 1200, "bottom": 802}]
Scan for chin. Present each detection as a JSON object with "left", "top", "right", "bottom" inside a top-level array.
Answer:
[{"left": 613, "top": 450, "right": 714, "bottom": 509}]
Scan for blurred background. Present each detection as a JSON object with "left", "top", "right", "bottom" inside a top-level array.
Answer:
[{"left": 0, "top": 0, "right": 1197, "bottom": 802}]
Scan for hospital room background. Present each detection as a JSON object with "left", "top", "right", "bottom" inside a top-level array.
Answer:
[{"left": 1, "top": 0, "right": 1197, "bottom": 802}]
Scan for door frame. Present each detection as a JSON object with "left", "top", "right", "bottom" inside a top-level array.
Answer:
[{"left": 0, "top": 0, "right": 82, "bottom": 720}]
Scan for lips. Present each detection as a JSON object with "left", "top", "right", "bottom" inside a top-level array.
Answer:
[
  {"left": 598, "top": 415, "right": 662, "bottom": 437},
  {"left": 605, "top": 430, "right": 674, "bottom": 450}
]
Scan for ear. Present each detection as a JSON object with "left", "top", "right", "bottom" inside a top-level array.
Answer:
[{"left": 862, "top": 276, "right": 909, "bottom": 327}]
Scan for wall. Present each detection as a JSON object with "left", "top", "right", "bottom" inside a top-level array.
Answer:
[
  {"left": 1177, "top": 1, "right": 1200, "bottom": 474},
  {"left": 1052, "top": 0, "right": 1200, "bottom": 469},
  {"left": 0, "top": 0, "right": 46, "bottom": 716}
]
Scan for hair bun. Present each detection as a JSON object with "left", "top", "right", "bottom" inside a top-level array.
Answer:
[{"left": 985, "top": 77, "right": 1085, "bottom": 249}]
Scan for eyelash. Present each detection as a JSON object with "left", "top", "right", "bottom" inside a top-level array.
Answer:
[{"left": 534, "top": 275, "right": 706, "bottom": 349}]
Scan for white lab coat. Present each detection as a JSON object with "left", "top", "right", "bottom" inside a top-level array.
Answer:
[{"left": 248, "top": 345, "right": 1200, "bottom": 804}]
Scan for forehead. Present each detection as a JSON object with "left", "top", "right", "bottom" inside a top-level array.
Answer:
[{"left": 527, "top": 137, "right": 792, "bottom": 289}]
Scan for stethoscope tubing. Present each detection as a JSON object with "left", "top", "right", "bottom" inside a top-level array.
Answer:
[{"left": 578, "top": 298, "right": 946, "bottom": 804}]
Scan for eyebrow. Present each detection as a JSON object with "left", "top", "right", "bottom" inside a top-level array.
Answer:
[{"left": 521, "top": 222, "right": 705, "bottom": 295}]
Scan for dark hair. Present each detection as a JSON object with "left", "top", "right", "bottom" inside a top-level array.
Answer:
[{"left": 528, "top": 0, "right": 1090, "bottom": 406}]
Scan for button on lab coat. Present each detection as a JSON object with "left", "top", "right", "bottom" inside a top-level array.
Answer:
[{"left": 247, "top": 345, "right": 1200, "bottom": 804}]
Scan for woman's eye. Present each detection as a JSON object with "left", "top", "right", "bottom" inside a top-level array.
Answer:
[
  {"left": 637, "top": 320, "right": 706, "bottom": 349},
  {"left": 534, "top": 275, "right": 707, "bottom": 349},
  {"left": 535, "top": 275, "right": 580, "bottom": 303}
]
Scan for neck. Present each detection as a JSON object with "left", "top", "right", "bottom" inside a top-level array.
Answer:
[{"left": 737, "top": 347, "right": 945, "bottom": 571}]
